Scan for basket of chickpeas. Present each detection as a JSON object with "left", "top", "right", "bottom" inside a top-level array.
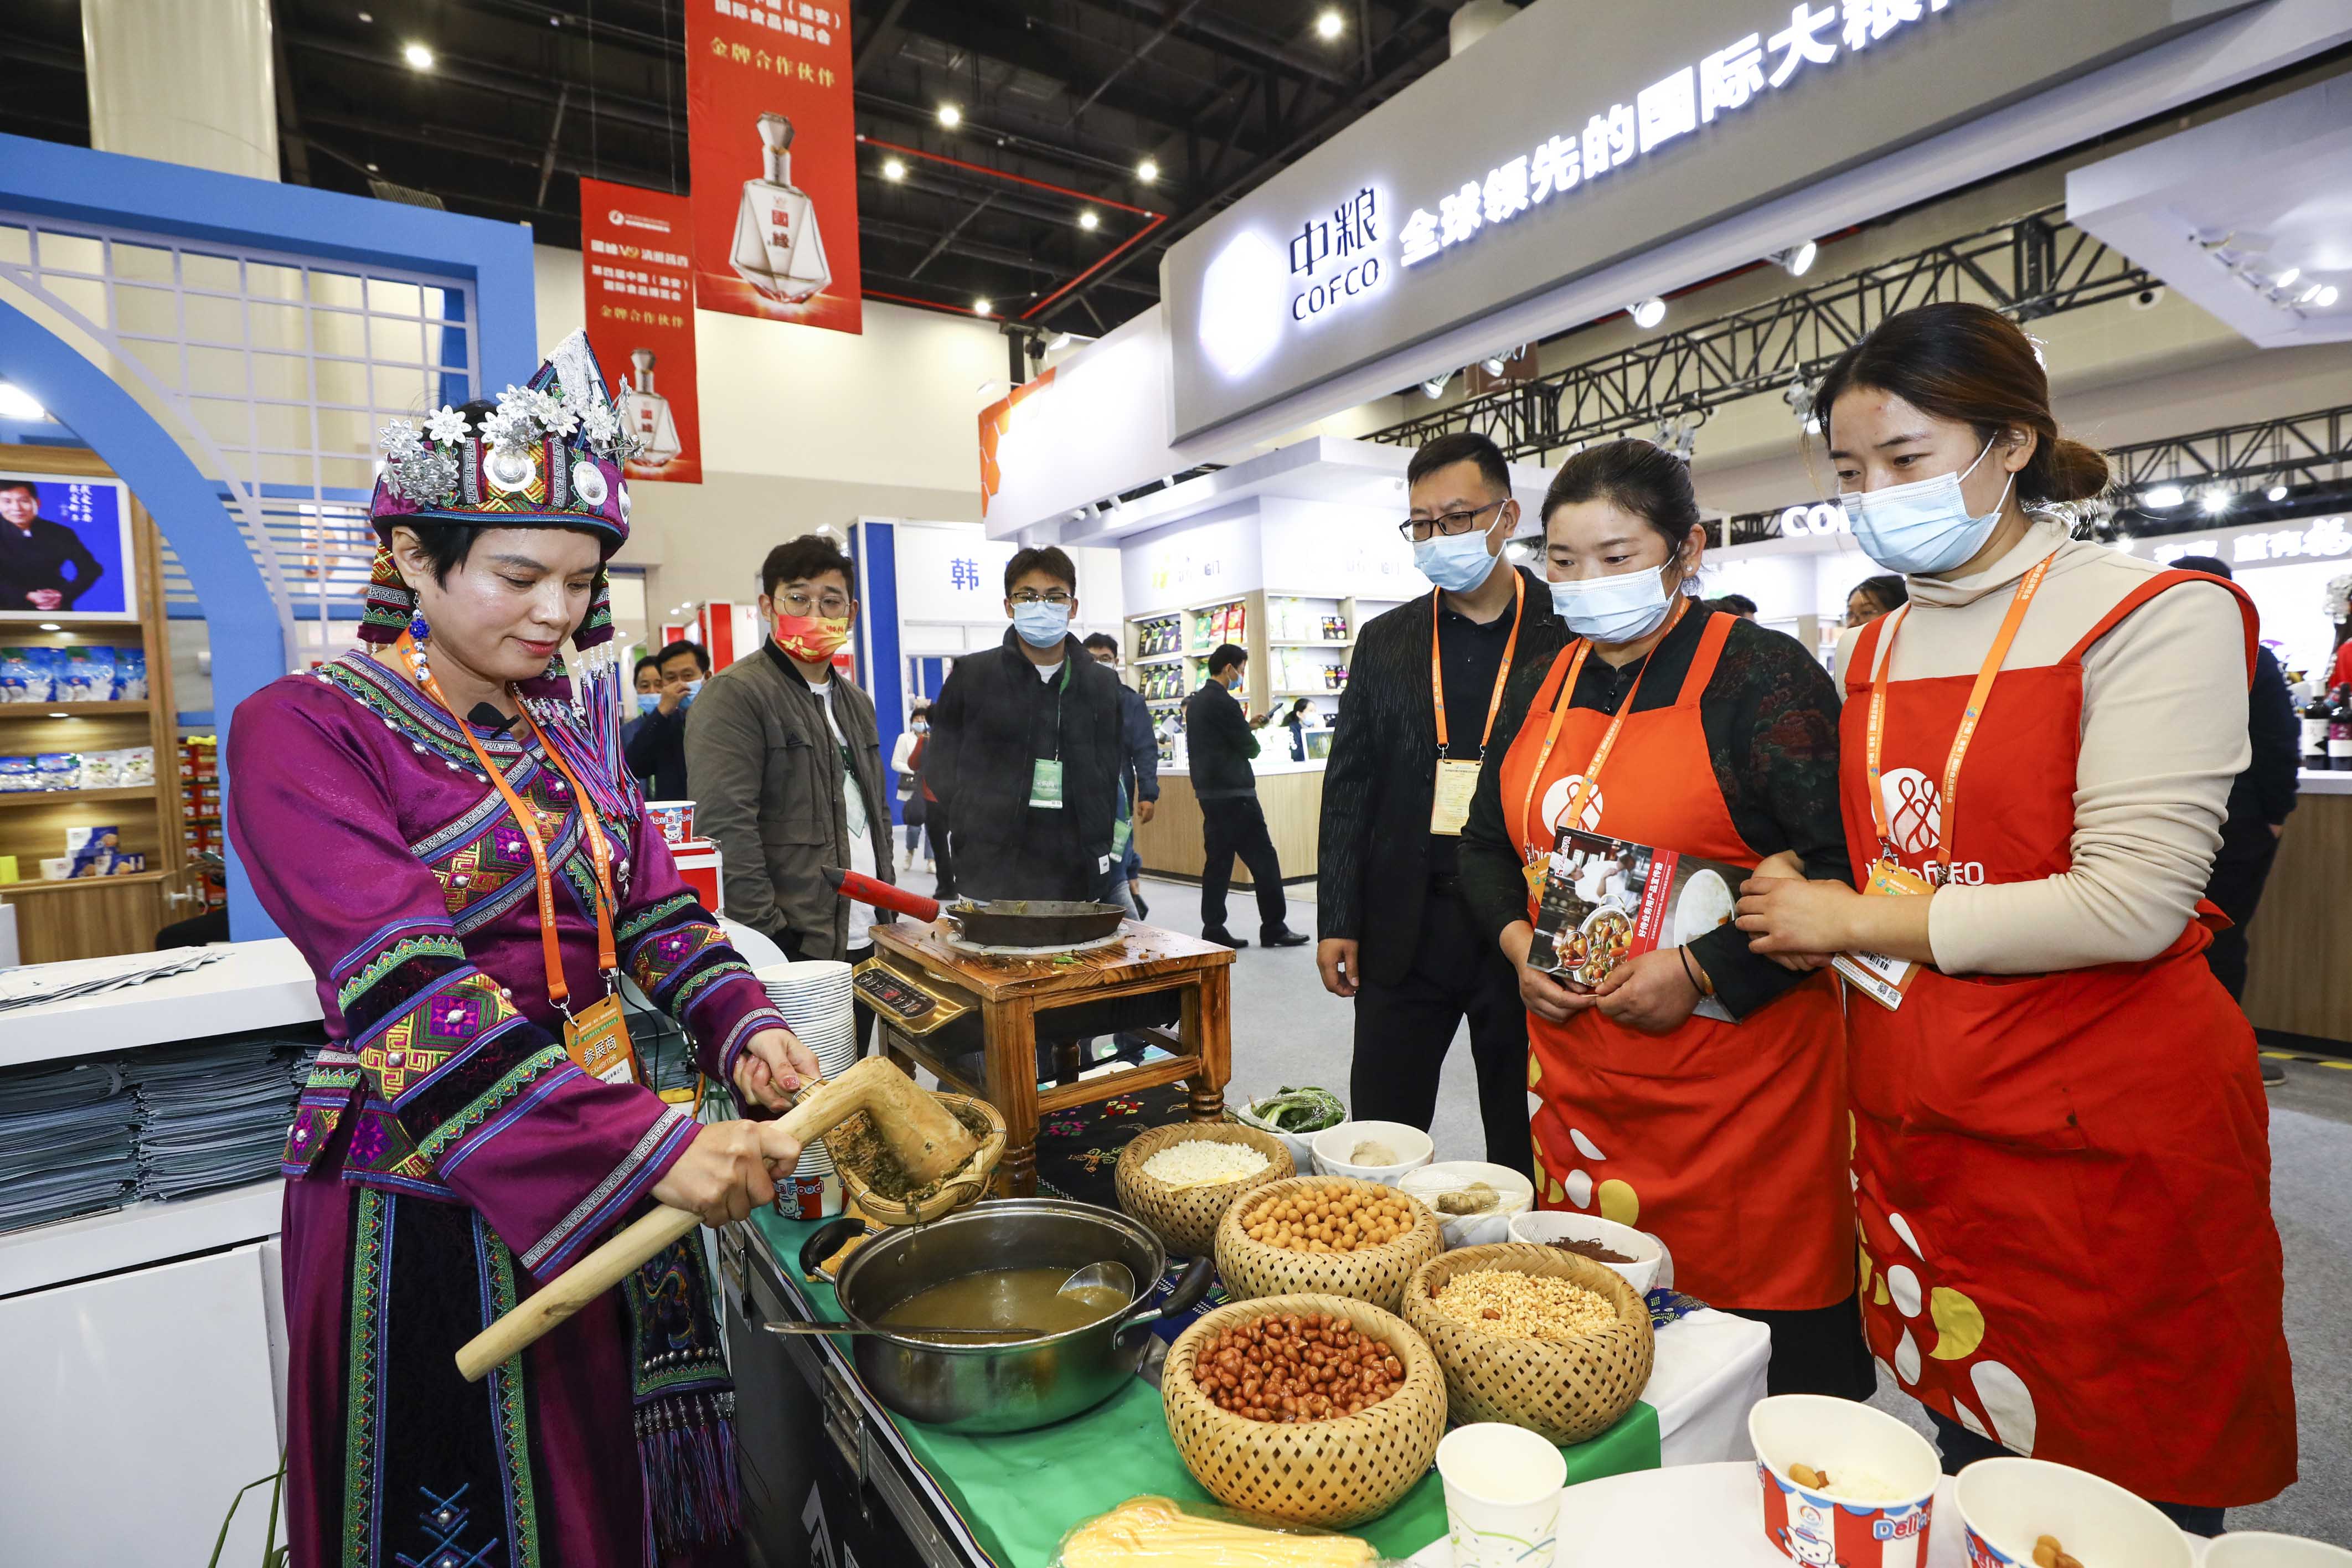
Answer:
[
  {"left": 1214, "top": 1176, "right": 1446, "bottom": 1315},
  {"left": 1401, "top": 1242, "right": 1654, "bottom": 1445},
  {"left": 1162, "top": 1293, "right": 1447, "bottom": 1528}
]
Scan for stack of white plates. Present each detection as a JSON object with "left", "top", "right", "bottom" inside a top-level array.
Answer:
[{"left": 754, "top": 962, "right": 862, "bottom": 1209}]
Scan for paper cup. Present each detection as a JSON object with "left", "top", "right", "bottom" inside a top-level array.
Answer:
[
  {"left": 1954, "top": 1458, "right": 2194, "bottom": 1568},
  {"left": 1750, "top": 1394, "right": 1940, "bottom": 1568},
  {"left": 644, "top": 801, "right": 694, "bottom": 844},
  {"left": 1436, "top": 1423, "right": 1565, "bottom": 1568},
  {"left": 2207, "top": 1535, "right": 2352, "bottom": 1567}
]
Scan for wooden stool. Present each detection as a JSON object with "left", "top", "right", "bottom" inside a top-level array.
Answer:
[{"left": 860, "top": 920, "right": 1236, "bottom": 1197}]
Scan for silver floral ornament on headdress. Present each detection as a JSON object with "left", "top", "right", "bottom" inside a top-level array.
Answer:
[
  {"left": 422, "top": 405, "right": 473, "bottom": 445},
  {"left": 377, "top": 416, "right": 459, "bottom": 505}
]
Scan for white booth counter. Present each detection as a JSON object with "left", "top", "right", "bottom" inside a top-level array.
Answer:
[{"left": 0, "top": 937, "right": 321, "bottom": 1562}]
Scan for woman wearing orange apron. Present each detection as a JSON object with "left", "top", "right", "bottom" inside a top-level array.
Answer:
[
  {"left": 1459, "top": 439, "right": 1869, "bottom": 1397},
  {"left": 1737, "top": 303, "right": 2295, "bottom": 1530}
]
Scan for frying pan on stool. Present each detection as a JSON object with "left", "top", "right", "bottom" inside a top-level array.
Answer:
[{"left": 824, "top": 866, "right": 1125, "bottom": 952}]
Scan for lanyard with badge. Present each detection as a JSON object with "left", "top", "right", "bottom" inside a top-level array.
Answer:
[
  {"left": 1030, "top": 658, "right": 1071, "bottom": 809},
  {"left": 400, "top": 635, "right": 641, "bottom": 1085},
  {"left": 1833, "top": 554, "right": 2052, "bottom": 1010},
  {"left": 1513, "top": 596, "right": 1689, "bottom": 896},
  {"left": 1430, "top": 572, "right": 1526, "bottom": 835}
]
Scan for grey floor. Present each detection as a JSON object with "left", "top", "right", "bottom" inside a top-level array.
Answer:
[{"left": 897, "top": 862, "right": 2350, "bottom": 1543}]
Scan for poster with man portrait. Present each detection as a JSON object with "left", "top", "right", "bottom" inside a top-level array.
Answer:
[{"left": 0, "top": 470, "right": 136, "bottom": 622}]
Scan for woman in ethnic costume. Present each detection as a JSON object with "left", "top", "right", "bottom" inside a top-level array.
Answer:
[{"left": 228, "top": 333, "right": 818, "bottom": 1568}]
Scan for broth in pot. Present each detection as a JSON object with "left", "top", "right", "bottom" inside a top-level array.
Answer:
[{"left": 876, "top": 1267, "right": 1131, "bottom": 1344}]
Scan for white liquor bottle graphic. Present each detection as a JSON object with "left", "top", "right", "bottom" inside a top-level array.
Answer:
[
  {"left": 618, "top": 348, "right": 682, "bottom": 468},
  {"left": 730, "top": 112, "right": 831, "bottom": 304}
]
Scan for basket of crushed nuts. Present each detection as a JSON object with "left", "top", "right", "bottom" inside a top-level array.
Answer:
[
  {"left": 1115, "top": 1122, "right": 1295, "bottom": 1259},
  {"left": 1215, "top": 1177, "right": 1446, "bottom": 1314},
  {"left": 1162, "top": 1294, "right": 1447, "bottom": 1528},
  {"left": 1401, "top": 1242, "right": 1654, "bottom": 1445}
]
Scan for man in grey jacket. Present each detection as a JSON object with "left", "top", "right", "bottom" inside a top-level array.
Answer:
[{"left": 685, "top": 535, "right": 895, "bottom": 976}]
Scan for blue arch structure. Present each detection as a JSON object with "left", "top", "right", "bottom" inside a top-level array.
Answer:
[{"left": 0, "top": 131, "right": 539, "bottom": 938}]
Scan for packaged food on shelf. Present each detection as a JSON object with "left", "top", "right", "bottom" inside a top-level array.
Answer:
[
  {"left": 65, "top": 824, "right": 125, "bottom": 878},
  {"left": 58, "top": 646, "right": 116, "bottom": 701},
  {"left": 1, "top": 646, "right": 60, "bottom": 703},
  {"left": 115, "top": 646, "right": 148, "bottom": 699},
  {"left": 0, "top": 754, "right": 35, "bottom": 791},
  {"left": 35, "top": 751, "right": 81, "bottom": 791}
]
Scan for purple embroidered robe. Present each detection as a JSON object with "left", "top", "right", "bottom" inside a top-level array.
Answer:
[{"left": 230, "top": 651, "right": 785, "bottom": 1567}]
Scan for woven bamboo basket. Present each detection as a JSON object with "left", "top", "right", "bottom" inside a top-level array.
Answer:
[
  {"left": 1162, "top": 1292, "right": 1447, "bottom": 1528},
  {"left": 830, "top": 1093, "right": 1008, "bottom": 1226},
  {"left": 1115, "top": 1122, "right": 1294, "bottom": 1259},
  {"left": 1401, "top": 1242, "right": 1654, "bottom": 1446},
  {"left": 1214, "top": 1177, "right": 1445, "bottom": 1315}
]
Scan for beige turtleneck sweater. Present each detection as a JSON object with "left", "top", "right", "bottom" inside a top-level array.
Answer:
[{"left": 1834, "top": 517, "right": 2248, "bottom": 975}]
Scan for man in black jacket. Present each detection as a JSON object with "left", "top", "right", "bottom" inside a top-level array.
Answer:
[
  {"left": 1316, "top": 431, "right": 1561, "bottom": 1177},
  {"left": 2173, "top": 557, "right": 2299, "bottom": 1085},
  {"left": 623, "top": 637, "right": 709, "bottom": 801},
  {"left": 926, "top": 546, "right": 1123, "bottom": 900},
  {"left": 1085, "top": 632, "right": 1160, "bottom": 918},
  {"left": 1186, "top": 645, "right": 1309, "bottom": 950}
]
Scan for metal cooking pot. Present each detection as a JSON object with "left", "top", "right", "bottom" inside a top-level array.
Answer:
[
  {"left": 824, "top": 866, "right": 1127, "bottom": 951},
  {"left": 827, "top": 1198, "right": 1213, "bottom": 1433}
]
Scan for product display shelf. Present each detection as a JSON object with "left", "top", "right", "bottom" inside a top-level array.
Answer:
[{"left": 0, "top": 445, "right": 185, "bottom": 960}]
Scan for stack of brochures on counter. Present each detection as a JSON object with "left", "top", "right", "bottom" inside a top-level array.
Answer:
[
  {"left": 130, "top": 1038, "right": 310, "bottom": 1202},
  {"left": 0, "top": 1059, "right": 143, "bottom": 1230}
]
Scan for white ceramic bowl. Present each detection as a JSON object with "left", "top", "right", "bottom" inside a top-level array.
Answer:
[
  {"left": 1398, "top": 1162, "right": 1535, "bottom": 1249},
  {"left": 1748, "top": 1394, "right": 1941, "bottom": 1568},
  {"left": 1309, "top": 1120, "right": 1435, "bottom": 1185},
  {"left": 1954, "top": 1457, "right": 2194, "bottom": 1568},
  {"left": 1230, "top": 1097, "right": 1327, "bottom": 1172},
  {"left": 2208, "top": 1535, "right": 2352, "bottom": 1567},
  {"left": 1507, "top": 1209, "right": 1663, "bottom": 1295}
]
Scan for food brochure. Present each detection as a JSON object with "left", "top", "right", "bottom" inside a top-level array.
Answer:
[{"left": 1527, "top": 826, "right": 1742, "bottom": 1021}]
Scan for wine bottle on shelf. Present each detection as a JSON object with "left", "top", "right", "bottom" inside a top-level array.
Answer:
[{"left": 2304, "top": 687, "right": 2334, "bottom": 770}]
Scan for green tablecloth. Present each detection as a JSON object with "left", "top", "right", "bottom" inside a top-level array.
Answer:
[{"left": 749, "top": 1209, "right": 1662, "bottom": 1565}]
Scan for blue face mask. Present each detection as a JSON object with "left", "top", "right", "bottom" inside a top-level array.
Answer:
[
  {"left": 682, "top": 677, "right": 704, "bottom": 708},
  {"left": 1840, "top": 439, "right": 2014, "bottom": 575},
  {"left": 1013, "top": 601, "right": 1070, "bottom": 649},
  {"left": 1549, "top": 564, "right": 1680, "bottom": 644},
  {"left": 1412, "top": 527, "right": 1504, "bottom": 595},
  {"left": 636, "top": 692, "right": 661, "bottom": 715}
]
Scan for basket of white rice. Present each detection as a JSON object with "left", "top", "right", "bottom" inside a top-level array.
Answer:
[{"left": 1115, "top": 1122, "right": 1295, "bottom": 1259}]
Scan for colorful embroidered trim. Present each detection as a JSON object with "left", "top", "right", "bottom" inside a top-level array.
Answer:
[
  {"left": 343, "top": 1185, "right": 393, "bottom": 1568},
  {"left": 474, "top": 1210, "right": 543, "bottom": 1568}
]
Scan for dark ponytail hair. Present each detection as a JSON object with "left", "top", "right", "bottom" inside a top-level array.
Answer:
[
  {"left": 1541, "top": 438, "right": 1703, "bottom": 557},
  {"left": 1813, "top": 302, "right": 2107, "bottom": 505}
]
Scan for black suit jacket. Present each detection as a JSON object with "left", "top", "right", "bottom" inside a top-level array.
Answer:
[{"left": 1316, "top": 566, "right": 1566, "bottom": 987}]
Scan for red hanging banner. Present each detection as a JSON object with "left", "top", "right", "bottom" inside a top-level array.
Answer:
[
  {"left": 579, "top": 178, "right": 704, "bottom": 484},
  {"left": 685, "top": 0, "right": 860, "bottom": 334}
]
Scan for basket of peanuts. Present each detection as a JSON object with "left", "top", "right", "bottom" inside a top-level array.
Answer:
[
  {"left": 1161, "top": 1293, "right": 1448, "bottom": 1528},
  {"left": 1400, "top": 1242, "right": 1654, "bottom": 1445},
  {"left": 1214, "top": 1176, "right": 1446, "bottom": 1315}
]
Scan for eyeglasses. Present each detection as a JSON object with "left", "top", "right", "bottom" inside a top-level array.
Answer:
[
  {"left": 1399, "top": 497, "right": 1508, "bottom": 543},
  {"left": 1009, "top": 590, "right": 1074, "bottom": 606},
  {"left": 779, "top": 590, "right": 852, "bottom": 616}
]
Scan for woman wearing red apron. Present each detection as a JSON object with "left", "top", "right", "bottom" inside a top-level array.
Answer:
[
  {"left": 1737, "top": 303, "right": 2296, "bottom": 1530},
  {"left": 1459, "top": 440, "right": 1870, "bottom": 1398}
]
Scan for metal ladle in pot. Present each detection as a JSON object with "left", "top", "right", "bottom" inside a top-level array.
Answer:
[{"left": 1058, "top": 1260, "right": 1136, "bottom": 1301}]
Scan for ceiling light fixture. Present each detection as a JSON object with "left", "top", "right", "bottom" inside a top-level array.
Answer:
[
  {"left": 1629, "top": 297, "right": 1667, "bottom": 329},
  {"left": 1078, "top": 209, "right": 1100, "bottom": 231},
  {"left": 402, "top": 41, "right": 434, "bottom": 70},
  {"left": 38, "top": 622, "right": 62, "bottom": 632},
  {"left": 1421, "top": 373, "right": 1450, "bottom": 400},
  {"left": 2321, "top": 285, "right": 2341, "bottom": 308},
  {"left": 1137, "top": 158, "right": 1159, "bottom": 183},
  {"left": 2199, "top": 487, "right": 2232, "bottom": 516},
  {"left": 973, "top": 297, "right": 992, "bottom": 316},
  {"left": 2275, "top": 267, "right": 2301, "bottom": 289},
  {"left": 0, "top": 381, "right": 48, "bottom": 421},
  {"left": 2142, "top": 483, "right": 2186, "bottom": 509},
  {"left": 937, "top": 103, "right": 962, "bottom": 128},
  {"left": 1316, "top": 9, "right": 1344, "bottom": 39},
  {"left": 357, "top": 8, "right": 372, "bottom": 19},
  {"left": 1772, "top": 241, "right": 1818, "bottom": 277},
  {"left": 365, "top": 162, "right": 379, "bottom": 173},
  {"left": 1046, "top": 331, "right": 1073, "bottom": 351},
  {"left": 881, "top": 157, "right": 906, "bottom": 181},
  {"left": 1481, "top": 354, "right": 1507, "bottom": 376},
  {"left": 2298, "top": 282, "right": 2324, "bottom": 304},
  {"left": 2266, "top": 482, "right": 2291, "bottom": 503}
]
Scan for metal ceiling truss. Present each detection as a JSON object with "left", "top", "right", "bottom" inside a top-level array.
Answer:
[
  {"left": 1715, "top": 400, "right": 2352, "bottom": 546},
  {"left": 1366, "top": 206, "right": 2159, "bottom": 462}
]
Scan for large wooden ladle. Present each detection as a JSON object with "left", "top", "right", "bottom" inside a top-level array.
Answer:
[{"left": 455, "top": 1057, "right": 981, "bottom": 1382}]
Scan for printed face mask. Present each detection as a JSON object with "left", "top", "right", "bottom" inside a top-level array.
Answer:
[
  {"left": 1548, "top": 563, "right": 1679, "bottom": 643},
  {"left": 773, "top": 613, "right": 852, "bottom": 663},
  {"left": 1412, "top": 526, "right": 1502, "bottom": 594},
  {"left": 1840, "top": 439, "right": 2014, "bottom": 575},
  {"left": 1013, "top": 600, "right": 1071, "bottom": 649}
]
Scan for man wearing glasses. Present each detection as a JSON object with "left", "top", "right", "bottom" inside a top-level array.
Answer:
[
  {"left": 688, "top": 535, "right": 896, "bottom": 989},
  {"left": 1316, "top": 432, "right": 1561, "bottom": 1178},
  {"left": 924, "top": 545, "right": 1126, "bottom": 903}
]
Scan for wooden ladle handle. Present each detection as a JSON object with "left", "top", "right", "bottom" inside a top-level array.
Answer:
[{"left": 455, "top": 1062, "right": 958, "bottom": 1381}]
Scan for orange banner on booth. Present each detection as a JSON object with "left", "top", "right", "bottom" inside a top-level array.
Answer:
[
  {"left": 978, "top": 369, "right": 1055, "bottom": 519},
  {"left": 685, "top": 1, "right": 860, "bottom": 334},
  {"left": 580, "top": 178, "right": 703, "bottom": 484}
]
